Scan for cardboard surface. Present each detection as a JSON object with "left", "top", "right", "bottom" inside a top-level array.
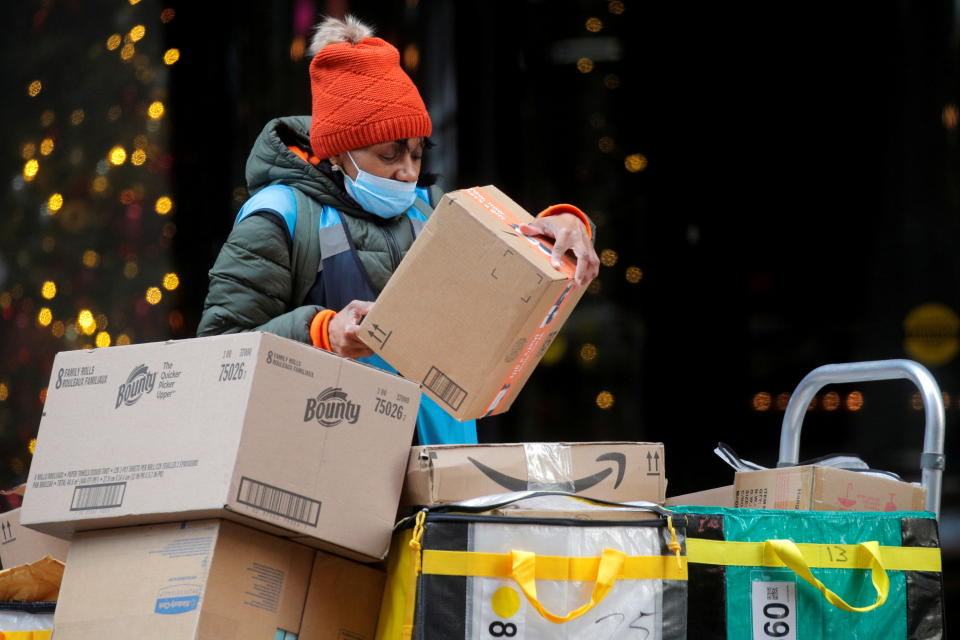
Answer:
[
  {"left": 734, "top": 465, "right": 926, "bottom": 511},
  {"left": 299, "top": 551, "right": 385, "bottom": 640},
  {"left": 359, "top": 186, "right": 588, "bottom": 420},
  {"left": 22, "top": 333, "right": 420, "bottom": 561},
  {"left": 0, "top": 507, "right": 70, "bottom": 569},
  {"left": 665, "top": 485, "right": 736, "bottom": 508},
  {"left": 52, "top": 520, "right": 313, "bottom": 640},
  {"left": 401, "top": 442, "right": 666, "bottom": 506}
]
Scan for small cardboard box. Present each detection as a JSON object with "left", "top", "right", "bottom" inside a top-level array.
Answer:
[
  {"left": 401, "top": 442, "right": 666, "bottom": 506},
  {"left": 300, "top": 550, "right": 385, "bottom": 640},
  {"left": 665, "top": 485, "right": 735, "bottom": 508},
  {"left": 734, "top": 465, "right": 926, "bottom": 512},
  {"left": 359, "top": 186, "right": 587, "bottom": 420},
  {"left": 0, "top": 507, "right": 70, "bottom": 569},
  {"left": 22, "top": 332, "right": 420, "bottom": 561},
  {"left": 53, "top": 520, "right": 312, "bottom": 639}
]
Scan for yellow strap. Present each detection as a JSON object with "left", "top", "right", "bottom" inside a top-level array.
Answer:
[
  {"left": 767, "top": 539, "right": 889, "bottom": 612},
  {"left": 512, "top": 548, "right": 624, "bottom": 623},
  {"left": 422, "top": 549, "right": 688, "bottom": 581},
  {"left": 686, "top": 538, "right": 942, "bottom": 572}
]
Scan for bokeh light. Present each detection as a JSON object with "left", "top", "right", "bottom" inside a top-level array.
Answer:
[
  {"left": 82, "top": 250, "right": 100, "bottom": 268},
  {"left": 47, "top": 193, "right": 63, "bottom": 214},
  {"left": 108, "top": 145, "right": 127, "bottom": 166},
  {"left": 145, "top": 287, "right": 162, "bottom": 305},
  {"left": 625, "top": 266, "right": 643, "bottom": 283},
  {"left": 752, "top": 392, "right": 772, "bottom": 411},
  {"left": 39, "top": 138, "right": 54, "bottom": 155},
  {"left": 0, "top": 383, "right": 7, "bottom": 402},
  {"left": 160, "top": 8, "right": 176, "bottom": 23},
  {"left": 41, "top": 281, "right": 57, "bottom": 299},
  {"left": 576, "top": 58, "right": 595, "bottom": 74},
  {"left": 120, "top": 43, "right": 135, "bottom": 61},
  {"left": 117, "top": 334, "right": 132, "bottom": 346},
  {"left": 77, "top": 309, "right": 96, "bottom": 335},
  {"left": 608, "top": 0, "right": 625, "bottom": 15},
  {"left": 129, "top": 25, "right": 146, "bottom": 42},
  {"left": 131, "top": 149, "right": 147, "bottom": 166},
  {"left": 106, "top": 34, "right": 122, "bottom": 50},
  {"left": 625, "top": 154, "right": 648, "bottom": 172},
  {"left": 23, "top": 159, "right": 39, "bottom": 180},
  {"left": 27, "top": 80, "right": 42, "bottom": 97},
  {"left": 846, "top": 391, "right": 864, "bottom": 411},
  {"left": 37, "top": 308, "right": 52, "bottom": 327},
  {"left": 155, "top": 196, "right": 173, "bottom": 215},
  {"left": 822, "top": 391, "right": 841, "bottom": 411},
  {"left": 579, "top": 343, "right": 598, "bottom": 361},
  {"left": 596, "top": 391, "right": 615, "bottom": 410},
  {"left": 96, "top": 331, "right": 112, "bottom": 348},
  {"left": 163, "top": 48, "right": 180, "bottom": 65},
  {"left": 586, "top": 17, "right": 603, "bottom": 32},
  {"left": 148, "top": 101, "right": 165, "bottom": 119},
  {"left": 162, "top": 273, "right": 180, "bottom": 290},
  {"left": 600, "top": 249, "right": 618, "bottom": 267}
]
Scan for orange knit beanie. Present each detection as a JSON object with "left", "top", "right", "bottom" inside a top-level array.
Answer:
[{"left": 308, "top": 17, "right": 432, "bottom": 160}]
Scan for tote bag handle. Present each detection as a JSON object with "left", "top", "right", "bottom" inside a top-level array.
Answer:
[
  {"left": 765, "top": 539, "right": 890, "bottom": 612},
  {"left": 510, "top": 547, "right": 625, "bottom": 623}
]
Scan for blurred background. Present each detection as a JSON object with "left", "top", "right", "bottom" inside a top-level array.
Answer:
[{"left": 0, "top": 0, "right": 958, "bottom": 607}]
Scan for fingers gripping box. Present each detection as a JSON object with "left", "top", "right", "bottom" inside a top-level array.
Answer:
[{"left": 21, "top": 333, "right": 420, "bottom": 561}]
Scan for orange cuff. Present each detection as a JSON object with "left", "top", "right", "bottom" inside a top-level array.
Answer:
[
  {"left": 309, "top": 309, "right": 336, "bottom": 351},
  {"left": 537, "top": 204, "right": 593, "bottom": 240}
]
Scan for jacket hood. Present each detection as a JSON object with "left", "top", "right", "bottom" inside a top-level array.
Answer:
[{"left": 244, "top": 115, "right": 370, "bottom": 218}]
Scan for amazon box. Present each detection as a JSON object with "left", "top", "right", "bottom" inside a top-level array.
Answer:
[
  {"left": 299, "top": 550, "right": 385, "bottom": 640},
  {"left": 53, "top": 519, "right": 312, "bottom": 639},
  {"left": 358, "top": 186, "right": 588, "bottom": 420},
  {"left": 401, "top": 442, "right": 666, "bottom": 507},
  {"left": 22, "top": 332, "right": 420, "bottom": 561},
  {"left": 734, "top": 465, "right": 926, "bottom": 512}
]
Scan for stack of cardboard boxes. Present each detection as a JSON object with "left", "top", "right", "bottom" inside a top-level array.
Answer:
[
  {"left": 8, "top": 185, "right": 929, "bottom": 638},
  {"left": 19, "top": 332, "right": 419, "bottom": 639}
]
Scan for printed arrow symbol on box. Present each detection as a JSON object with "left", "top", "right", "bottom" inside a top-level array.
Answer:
[
  {"left": 646, "top": 451, "right": 661, "bottom": 474},
  {"left": 467, "top": 452, "right": 626, "bottom": 492}
]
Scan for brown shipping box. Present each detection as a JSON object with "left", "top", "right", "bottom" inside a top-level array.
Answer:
[
  {"left": 401, "top": 442, "right": 666, "bottom": 506},
  {"left": 21, "top": 332, "right": 420, "bottom": 561},
  {"left": 53, "top": 520, "right": 312, "bottom": 640},
  {"left": 665, "top": 485, "right": 735, "bottom": 508},
  {"left": 0, "top": 507, "right": 70, "bottom": 569},
  {"left": 358, "top": 186, "right": 587, "bottom": 421},
  {"left": 300, "top": 550, "right": 385, "bottom": 640},
  {"left": 734, "top": 465, "right": 926, "bottom": 512}
]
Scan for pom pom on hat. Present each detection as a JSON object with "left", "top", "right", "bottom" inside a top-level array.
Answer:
[{"left": 308, "top": 15, "right": 432, "bottom": 160}]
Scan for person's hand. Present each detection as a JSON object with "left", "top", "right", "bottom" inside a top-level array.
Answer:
[
  {"left": 328, "top": 300, "right": 374, "bottom": 358},
  {"left": 519, "top": 213, "right": 599, "bottom": 287}
]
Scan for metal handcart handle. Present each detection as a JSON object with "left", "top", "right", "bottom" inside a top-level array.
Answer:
[{"left": 777, "top": 359, "right": 945, "bottom": 517}]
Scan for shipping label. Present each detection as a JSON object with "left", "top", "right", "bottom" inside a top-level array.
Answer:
[{"left": 751, "top": 578, "right": 798, "bottom": 640}]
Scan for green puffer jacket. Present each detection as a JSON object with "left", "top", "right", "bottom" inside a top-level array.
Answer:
[{"left": 197, "top": 116, "right": 434, "bottom": 342}]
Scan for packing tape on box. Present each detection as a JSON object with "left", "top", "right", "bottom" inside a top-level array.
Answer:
[{"left": 523, "top": 443, "right": 575, "bottom": 492}]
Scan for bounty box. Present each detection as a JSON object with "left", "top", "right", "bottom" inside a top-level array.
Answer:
[
  {"left": 21, "top": 332, "right": 420, "bottom": 561},
  {"left": 358, "top": 186, "right": 588, "bottom": 421}
]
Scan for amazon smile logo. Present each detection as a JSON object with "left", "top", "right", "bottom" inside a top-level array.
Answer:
[{"left": 467, "top": 452, "right": 630, "bottom": 492}]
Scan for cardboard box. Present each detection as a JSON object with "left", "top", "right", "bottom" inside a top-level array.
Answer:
[
  {"left": 0, "top": 507, "right": 70, "bottom": 569},
  {"left": 53, "top": 520, "right": 312, "bottom": 639},
  {"left": 401, "top": 442, "right": 666, "bottom": 506},
  {"left": 665, "top": 485, "right": 735, "bottom": 508},
  {"left": 734, "top": 465, "right": 926, "bottom": 511},
  {"left": 300, "top": 550, "right": 385, "bottom": 640},
  {"left": 359, "top": 186, "right": 587, "bottom": 420},
  {"left": 22, "top": 332, "right": 420, "bottom": 561}
]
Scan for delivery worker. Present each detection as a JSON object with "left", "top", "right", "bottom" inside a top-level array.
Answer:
[{"left": 197, "top": 15, "right": 599, "bottom": 445}]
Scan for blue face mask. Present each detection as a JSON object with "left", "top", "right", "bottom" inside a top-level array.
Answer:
[{"left": 342, "top": 152, "right": 418, "bottom": 219}]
